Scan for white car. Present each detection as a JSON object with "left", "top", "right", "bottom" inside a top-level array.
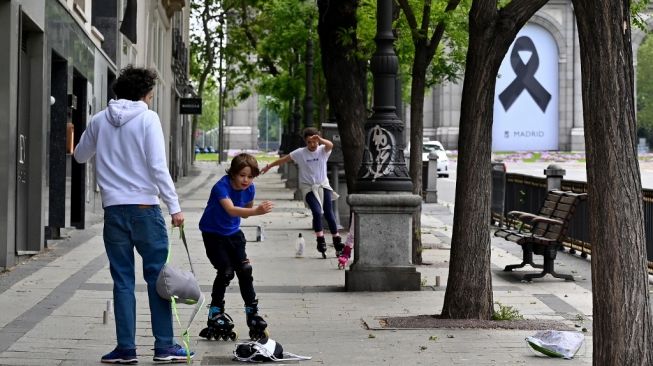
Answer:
[{"left": 405, "top": 140, "right": 450, "bottom": 178}]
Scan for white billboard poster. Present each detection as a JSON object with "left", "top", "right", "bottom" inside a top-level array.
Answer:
[{"left": 493, "top": 24, "right": 559, "bottom": 151}]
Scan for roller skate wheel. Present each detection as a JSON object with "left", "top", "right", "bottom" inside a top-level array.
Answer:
[{"left": 230, "top": 331, "right": 238, "bottom": 341}]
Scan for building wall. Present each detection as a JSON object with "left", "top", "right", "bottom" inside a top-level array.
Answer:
[
  {"left": 0, "top": 0, "right": 50, "bottom": 268},
  {"left": 0, "top": 1, "right": 21, "bottom": 268},
  {"left": 0, "top": 0, "right": 192, "bottom": 269},
  {"left": 425, "top": 0, "right": 584, "bottom": 152},
  {"left": 224, "top": 95, "right": 259, "bottom": 151}
]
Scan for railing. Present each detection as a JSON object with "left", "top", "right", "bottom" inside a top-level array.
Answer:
[{"left": 492, "top": 166, "right": 653, "bottom": 271}]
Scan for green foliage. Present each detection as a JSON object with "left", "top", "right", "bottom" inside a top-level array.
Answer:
[
  {"left": 394, "top": 0, "right": 470, "bottom": 88},
  {"left": 492, "top": 302, "right": 524, "bottom": 321},
  {"left": 189, "top": 0, "right": 221, "bottom": 94},
  {"left": 197, "top": 90, "right": 220, "bottom": 131},
  {"left": 632, "top": 0, "right": 652, "bottom": 31},
  {"left": 195, "top": 152, "right": 277, "bottom": 163},
  {"left": 637, "top": 35, "right": 653, "bottom": 144},
  {"left": 220, "top": 0, "right": 326, "bottom": 124}
]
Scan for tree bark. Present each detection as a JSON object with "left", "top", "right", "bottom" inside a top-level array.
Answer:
[
  {"left": 317, "top": 0, "right": 367, "bottom": 191},
  {"left": 572, "top": 1, "right": 653, "bottom": 363},
  {"left": 440, "top": 0, "right": 548, "bottom": 319},
  {"left": 409, "top": 47, "right": 429, "bottom": 264}
]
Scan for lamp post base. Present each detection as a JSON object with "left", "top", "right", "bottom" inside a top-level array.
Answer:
[
  {"left": 346, "top": 266, "right": 421, "bottom": 291},
  {"left": 345, "top": 193, "right": 422, "bottom": 291}
]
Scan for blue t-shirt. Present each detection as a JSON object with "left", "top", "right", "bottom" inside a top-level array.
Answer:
[{"left": 199, "top": 175, "right": 256, "bottom": 235}]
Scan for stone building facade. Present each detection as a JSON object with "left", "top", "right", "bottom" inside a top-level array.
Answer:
[
  {"left": 417, "top": 1, "right": 650, "bottom": 152},
  {"left": 0, "top": 0, "right": 192, "bottom": 269}
]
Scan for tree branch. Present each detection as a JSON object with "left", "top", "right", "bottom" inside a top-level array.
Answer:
[
  {"left": 237, "top": 0, "right": 280, "bottom": 76},
  {"left": 426, "top": 0, "right": 462, "bottom": 56},
  {"left": 397, "top": 0, "right": 419, "bottom": 41},
  {"left": 419, "top": 0, "right": 432, "bottom": 34}
]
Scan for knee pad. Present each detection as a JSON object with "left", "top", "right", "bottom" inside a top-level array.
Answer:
[
  {"left": 218, "top": 267, "right": 235, "bottom": 286},
  {"left": 236, "top": 262, "right": 253, "bottom": 281}
]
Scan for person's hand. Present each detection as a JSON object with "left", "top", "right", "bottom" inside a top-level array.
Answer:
[
  {"left": 308, "top": 135, "right": 320, "bottom": 143},
  {"left": 255, "top": 201, "right": 274, "bottom": 215},
  {"left": 261, "top": 164, "right": 270, "bottom": 174},
  {"left": 171, "top": 212, "right": 185, "bottom": 227}
]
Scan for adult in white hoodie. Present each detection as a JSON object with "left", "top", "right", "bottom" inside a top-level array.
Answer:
[{"left": 74, "top": 66, "right": 190, "bottom": 363}]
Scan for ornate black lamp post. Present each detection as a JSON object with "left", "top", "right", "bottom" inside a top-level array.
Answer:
[
  {"left": 345, "top": 0, "right": 421, "bottom": 291},
  {"left": 355, "top": 0, "right": 411, "bottom": 193}
]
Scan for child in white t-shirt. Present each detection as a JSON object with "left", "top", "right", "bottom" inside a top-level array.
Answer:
[{"left": 261, "top": 127, "right": 342, "bottom": 258}]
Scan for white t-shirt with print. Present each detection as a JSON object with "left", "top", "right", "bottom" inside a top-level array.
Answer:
[{"left": 289, "top": 145, "right": 331, "bottom": 185}]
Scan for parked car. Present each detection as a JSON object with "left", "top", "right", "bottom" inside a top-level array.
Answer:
[{"left": 405, "top": 140, "right": 450, "bottom": 178}]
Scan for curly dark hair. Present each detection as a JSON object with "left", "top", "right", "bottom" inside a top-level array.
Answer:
[
  {"left": 112, "top": 65, "right": 158, "bottom": 101},
  {"left": 302, "top": 127, "right": 320, "bottom": 139},
  {"left": 227, "top": 153, "right": 260, "bottom": 178}
]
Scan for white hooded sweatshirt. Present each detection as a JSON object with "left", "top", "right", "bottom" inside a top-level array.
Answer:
[{"left": 74, "top": 99, "right": 181, "bottom": 214}]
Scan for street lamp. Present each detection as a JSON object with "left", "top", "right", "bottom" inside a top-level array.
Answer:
[
  {"left": 354, "top": 0, "right": 411, "bottom": 192},
  {"left": 345, "top": 0, "right": 420, "bottom": 292}
]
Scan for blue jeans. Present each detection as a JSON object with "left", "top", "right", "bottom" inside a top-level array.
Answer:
[
  {"left": 103, "top": 205, "right": 173, "bottom": 350},
  {"left": 305, "top": 189, "right": 338, "bottom": 234}
]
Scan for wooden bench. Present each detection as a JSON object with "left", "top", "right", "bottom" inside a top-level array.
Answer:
[{"left": 494, "top": 190, "right": 587, "bottom": 281}]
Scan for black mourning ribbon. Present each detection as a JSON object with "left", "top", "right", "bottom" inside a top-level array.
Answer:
[{"left": 499, "top": 36, "right": 551, "bottom": 113}]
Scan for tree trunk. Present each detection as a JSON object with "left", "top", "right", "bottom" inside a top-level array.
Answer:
[
  {"left": 409, "top": 48, "right": 428, "bottom": 265},
  {"left": 317, "top": 0, "right": 367, "bottom": 192},
  {"left": 440, "top": 33, "right": 496, "bottom": 319},
  {"left": 572, "top": 1, "right": 653, "bottom": 363},
  {"left": 440, "top": 0, "right": 548, "bottom": 319}
]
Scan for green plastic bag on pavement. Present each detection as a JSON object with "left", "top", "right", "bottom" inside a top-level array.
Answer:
[{"left": 526, "top": 330, "right": 584, "bottom": 359}]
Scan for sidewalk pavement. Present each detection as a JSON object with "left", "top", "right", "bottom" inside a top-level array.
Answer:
[{"left": 0, "top": 161, "right": 593, "bottom": 365}]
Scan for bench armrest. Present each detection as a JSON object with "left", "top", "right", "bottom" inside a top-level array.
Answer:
[
  {"left": 531, "top": 216, "right": 563, "bottom": 226},
  {"left": 507, "top": 211, "right": 537, "bottom": 223}
]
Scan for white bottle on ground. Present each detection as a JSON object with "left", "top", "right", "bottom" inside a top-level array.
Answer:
[{"left": 295, "top": 233, "right": 305, "bottom": 258}]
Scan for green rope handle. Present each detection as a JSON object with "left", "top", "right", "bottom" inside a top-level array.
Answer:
[{"left": 168, "top": 224, "right": 193, "bottom": 364}]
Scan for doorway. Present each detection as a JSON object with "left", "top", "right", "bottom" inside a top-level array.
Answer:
[
  {"left": 47, "top": 53, "right": 67, "bottom": 239},
  {"left": 70, "top": 70, "right": 87, "bottom": 229}
]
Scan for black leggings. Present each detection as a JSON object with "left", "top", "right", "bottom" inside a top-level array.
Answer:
[
  {"left": 202, "top": 230, "right": 256, "bottom": 307},
  {"left": 305, "top": 189, "right": 338, "bottom": 234}
]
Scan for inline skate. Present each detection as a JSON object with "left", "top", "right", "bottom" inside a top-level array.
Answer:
[
  {"left": 333, "top": 236, "right": 344, "bottom": 257},
  {"left": 337, "top": 244, "right": 352, "bottom": 269},
  {"left": 245, "top": 300, "right": 269, "bottom": 341},
  {"left": 199, "top": 303, "right": 238, "bottom": 341},
  {"left": 316, "top": 236, "right": 327, "bottom": 259}
]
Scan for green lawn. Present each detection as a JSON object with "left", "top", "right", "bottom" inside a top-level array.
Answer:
[{"left": 194, "top": 153, "right": 278, "bottom": 164}]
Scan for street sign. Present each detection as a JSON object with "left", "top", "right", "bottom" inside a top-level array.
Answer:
[{"left": 180, "top": 97, "right": 202, "bottom": 114}]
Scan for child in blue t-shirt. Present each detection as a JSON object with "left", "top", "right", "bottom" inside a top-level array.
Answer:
[{"left": 198, "top": 153, "right": 273, "bottom": 341}]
